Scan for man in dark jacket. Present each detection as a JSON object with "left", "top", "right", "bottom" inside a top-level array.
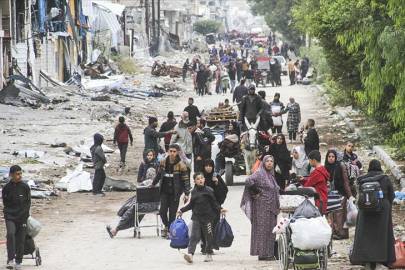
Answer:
[
  {"left": 113, "top": 116, "right": 133, "bottom": 168},
  {"left": 238, "top": 84, "right": 263, "bottom": 126},
  {"left": 301, "top": 58, "right": 309, "bottom": 78},
  {"left": 150, "top": 144, "right": 190, "bottom": 238},
  {"left": 233, "top": 79, "right": 248, "bottom": 110},
  {"left": 159, "top": 111, "right": 177, "bottom": 151},
  {"left": 182, "top": 58, "right": 190, "bottom": 82},
  {"left": 304, "top": 119, "right": 319, "bottom": 156},
  {"left": 196, "top": 65, "right": 208, "bottom": 96},
  {"left": 187, "top": 121, "right": 208, "bottom": 173},
  {"left": 236, "top": 58, "right": 242, "bottom": 82},
  {"left": 91, "top": 133, "right": 107, "bottom": 196},
  {"left": 197, "top": 119, "right": 215, "bottom": 161},
  {"left": 144, "top": 117, "right": 176, "bottom": 157},
  {"left": 184, "top": 98, "right": 201, "bottom": 124},
  {"left": 3, "top": 165, "right": 31, "bottom": 269}
]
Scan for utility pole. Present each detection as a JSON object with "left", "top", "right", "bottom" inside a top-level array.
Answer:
[
  {"left": 157, "top": 0, "right": 160, "bottom": 51},
  {"left": 145, "top": 0, "right": 149, "bottom": 48},
  {"left": 151, "top": 0, "right": 156, "bottom": 55}
]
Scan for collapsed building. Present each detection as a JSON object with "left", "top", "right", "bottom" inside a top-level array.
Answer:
[{"left": 0, "top": 0, "right": 229, "bottom": 91}]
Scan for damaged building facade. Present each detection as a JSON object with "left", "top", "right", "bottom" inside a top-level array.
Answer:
[{"left": 0, "top": 0, "right": 227, "bottom": 91}]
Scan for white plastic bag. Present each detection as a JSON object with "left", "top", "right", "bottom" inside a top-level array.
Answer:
[
  {"left": 290, "top": 216, "right": 331, "bottom": 250},
  {"left": 272, "top": 218, "right": 290, "bottom": 234},
  {"left": 344, "top": 197, "right": 358, "bottom": 228},
  {"left": 187, "top": 219, "right": 193, "bottom": 238},
  {"left": 27, "top": 216, "right": 42, "bottom": 237}
]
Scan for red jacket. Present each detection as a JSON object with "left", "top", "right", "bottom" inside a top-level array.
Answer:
[
  {"left": 114, "top": 123, "right": 133, "bottom": 144},
  {"left": 301, "top": 165, "right": 329, "bottom": 214}
]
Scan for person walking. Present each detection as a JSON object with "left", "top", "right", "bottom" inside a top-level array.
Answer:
[
  {"left": 236, "top": 58, "right": 243, "bottom": 82},
  {"left": 178, "top": 172, "right": 227, "bottom": 264},
  {"left": 159, "top": 111, "right": 177, "bottom": 152},
  {"left": 263, "top": 134, "right": 291, "bottom": 190},
  {"left": 196, "top": 65, "right": 208, "bottom": 96},
  {"left": 3, "top": 165, "right": 31, "bottom": 270},
  {"left": 238, "top": 84, "right": 263, "bottom": 126},
  {"left": 284, "top": 97, "right": 301, "bottom": 143},
  {"left": 228, "top": 62, "right": 236, "bottom": 93},
  {"left": 150, "top": 144, "right": 190, "bottom": 239},
  {"left": 240, "top": 155, "right": 280, "bottom": 261},
  {"left": 270, "top": 93, "right": 285, "bottom": 134},
  {"left": 233, "top": 79, "right": 248, "bottom": 110},
  {"left": 170, "top": 112, "right": 193, "bottom": 160},
  {"left": 296, "top": 150, "right": 329, "bottom": 214},
  {"left": 144, "top": 117, "right": 175, "bottom": 157},
  {"left": 324, "top": 149, "right": 353, "bottom": 240},
  {"left": 257, "top": 90, "right": 274, "bottom": 134},
  {"left": 91, "top": 133, "right": 107, "bottom": 196},
  {"left": 182, "top": 58, "right": 190, "bottom": 82},
  {"left": 273, "top": 59, "right": 282, "bottom": 86},
  {"left": 351, "top": 160, "right": 395, "bottom": 270},
  {"left": 184, "top": 98, "right": 201, "bottom": 124},
  {"left": 197, "top": 119, "right": 215, "bottom": 161},
  {"left": 303, "top": 119, "right": 319, "bottom": 156},
  {"left": 187, "top": 121, "right": 208, "bottom": 173},
  {"left": 113, "top": 116, "right": 133, "bottom": 169},
  {"left": 301, "top": 58, "right": 309, "bottom": 78},
  {"left": 288, "top": 58, "right": 295, "bottom": 85}
]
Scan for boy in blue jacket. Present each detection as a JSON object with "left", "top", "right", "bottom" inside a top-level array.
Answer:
[{"left": 177, "top": 172, "right": 227, "bottom": 263}]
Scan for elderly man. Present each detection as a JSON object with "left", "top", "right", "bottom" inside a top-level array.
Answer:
[
  {"left": 144, "top": 117, "right": 176, "bottom": 157},
  {"left": 170, "top": 111, "right": 193, "bottom": 160}
]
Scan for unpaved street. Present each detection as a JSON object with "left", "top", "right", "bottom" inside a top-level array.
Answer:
[{"left": 1, "top": 75, "right": 364, "bottom": 269}]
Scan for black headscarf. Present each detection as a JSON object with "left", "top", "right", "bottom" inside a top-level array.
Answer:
[
  {"left": 201, "top": 158, "right": 228, "bottom": 205},
  {"left": 274, "top": 134, "right": 290, "bottom": 161},
  {"left": 324, "top": 150, "right": 344, "bottom": 191},
  {"left": 229, "top": 122, "right": 240, "bottom": 137},
  {"left": 202, "top": 159, "right": 215, "bottom": 188},
  {"left": 368, "top": 159, "right": 382, "bottom": 172}
]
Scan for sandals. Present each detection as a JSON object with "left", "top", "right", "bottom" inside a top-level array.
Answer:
[{"left": 106, "top": 225, "right": 114, "bottom": 238}]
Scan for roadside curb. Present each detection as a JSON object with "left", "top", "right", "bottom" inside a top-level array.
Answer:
[{"left": 315, "top": 84, "right": 405, "bottom": 189}]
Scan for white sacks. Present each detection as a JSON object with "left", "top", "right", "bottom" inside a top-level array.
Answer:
[
  {"left": 27, "top": 216, "right": 42, "bottom": 237},
  {"left": 272, "top": 218, "right": 290, "bottom": 234},
  {"left": 290, "top": 217, "right": 331, "bottom": 250}
]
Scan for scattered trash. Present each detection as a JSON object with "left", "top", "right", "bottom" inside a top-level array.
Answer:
[
  {"left": 55, "top": 163, "right": 92, "bottom": 193},
  {"left": 13, "top": 150, "right": 46, "bottom": 158}
]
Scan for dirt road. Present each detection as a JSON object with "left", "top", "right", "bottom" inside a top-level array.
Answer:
[{"left": 1, "top": 74, "right": 367, "bottom": 269}]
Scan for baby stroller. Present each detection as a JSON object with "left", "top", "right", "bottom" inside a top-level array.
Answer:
[
  {"left": 24, "top": 234, "right": 42, "bottom": 266},
  {"left": 277, "top": 187, "right": 331, "bottom": 270}
]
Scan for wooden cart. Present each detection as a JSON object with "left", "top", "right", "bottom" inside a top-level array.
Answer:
[{"left": 205, "top": 106, "right": 239, "bottom": 129}]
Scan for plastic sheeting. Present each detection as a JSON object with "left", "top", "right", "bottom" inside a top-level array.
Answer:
[{"left": 55, "top": 163, "right": 92, "bottom": 192}]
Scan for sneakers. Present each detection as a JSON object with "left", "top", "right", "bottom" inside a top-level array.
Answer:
[
  {"left": 375, "top": 263, "right": 388, "bottom": 270},
  {"left": 15, "top": 263, "right": 22, "bottom": 269},
  {"left": 184, "top": 253, "right": 193, "bottom": 263},
  {"left": 6, "top": 260, "right": 14, "bottom": 269},
  {"left": 288, "top": 140, "right": 292, "bottom": 143},
  {"left": 204, "top": 254, "right": 213, "bottom": 262},
  {"left": 93, "top": 193, "right": 105, "bottom": 197}
]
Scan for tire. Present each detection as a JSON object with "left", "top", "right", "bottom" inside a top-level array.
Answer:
[
  {"left": 138, "top": 231, "right": 141, "bottom": 239},
  {"left": 35, "top": 257, "right": 40, "bottom": 266},
  {"left": 133, "top": 230, "right": 137, "bottom": 238},
  {"left": 319, "top": 246, "right": 328, "bottom": 270},
  {"left": 278, "top": 233, "right": 289, "bottom": 270},
  {"left": 263, "top": 79, "right": 266, "bottom": 87},
  {"left": 225, "top": 161, "right": 233, "bottom": 186}
]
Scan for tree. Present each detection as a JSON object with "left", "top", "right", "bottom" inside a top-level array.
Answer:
[
  {"left": 248, "top": 0, "right": 304, "bottom": 46},
  {"left": 193, "top": 20, "right": 222, "bottom": 36}
]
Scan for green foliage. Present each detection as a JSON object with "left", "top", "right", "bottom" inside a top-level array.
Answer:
[
  {"left": 193, "top": 20, "right": 222, "bottom": 36},
  {"left": 248, "top": 0, "right": 304, "bottom": 46},
  {"left": 300, "top": 44, "right": 329, "bottom": 83},
  {"left": 111, "top": 54, "right": 138, "bottom": 74}
]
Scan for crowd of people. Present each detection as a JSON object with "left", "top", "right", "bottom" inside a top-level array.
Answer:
[{"left": 182, "top": 38, "right": 311, "bottom": 97}]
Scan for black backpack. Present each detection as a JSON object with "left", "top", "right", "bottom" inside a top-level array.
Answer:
[{"left": 358, "top": 181, "right": 381, "bottom": 213}]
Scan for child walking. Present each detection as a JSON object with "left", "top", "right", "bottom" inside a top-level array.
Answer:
[{"left": 177, "top": 172, "right": 227, "bottom": 263}]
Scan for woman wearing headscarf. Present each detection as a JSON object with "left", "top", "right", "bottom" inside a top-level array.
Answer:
[
  {"left": 284, "top": 97, "right": 301, "bottom": 143},
  {"left": 262, "top": 133, "right": 291, "bottom": 190},
  {"left": 200, "top": 159, "right": 228, "bottom": 253},
  {"left": 324, "top": 149, "right": 353, "bottom": 240},
  {"left": 228, "top": 121, "right": 241, "bottom": 138},
  {"left": 291, "top": 146, "right": 311, "bottom": 177},
  {"left": 351, "top": 160, "right": 395, "bottom": 270},
  {"left": 240, "top": 155, "right": 280, "bottom": 260}
]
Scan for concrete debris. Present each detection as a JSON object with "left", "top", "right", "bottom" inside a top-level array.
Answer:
[
  {"left": 55, "top": 162, "right": 92, "bottom": 193},
  {"left": 91, "top": 95, "right": 111, "bottom": 101}
]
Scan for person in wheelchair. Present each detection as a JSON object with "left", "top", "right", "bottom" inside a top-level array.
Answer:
[
  {"left": 106, "top": 168, "right": 159, "bottom": 238},
  {"left": 214, "top": 130, "right": 239, "bottom": 175},
  {"left": 296, "top": 150, "right": 329, "bottom": 214}
]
